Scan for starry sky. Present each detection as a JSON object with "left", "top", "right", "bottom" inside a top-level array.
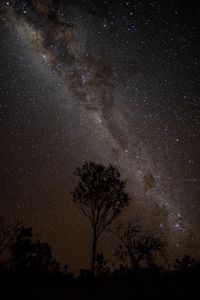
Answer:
[{"left": 0, "top": 0, "right": 200, "bottom": 270}]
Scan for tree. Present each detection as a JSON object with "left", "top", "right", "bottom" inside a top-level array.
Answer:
[
  {"left": 9, "top": 226, "right": 60, "bottom": 276},
  {"left": 72, "top": 161, "right": 130, "bottom": 278},
  {"left": 115, "top": 220, "right": 166, "bottom": 271},
  {"left": 175, "top": 255, "right": 195, "bottom": 272},
  {"left": 95, "top": 253, "right": 110, "bottom": 278},
  {"left": 0, "top": 220, "right": 19, "bottom": 268}
]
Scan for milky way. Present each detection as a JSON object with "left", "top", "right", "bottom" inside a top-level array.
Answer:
[{"left": 1, "top": 0, "right": 200, "bottom": 269}]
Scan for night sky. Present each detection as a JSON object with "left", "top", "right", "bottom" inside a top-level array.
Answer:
[{"left": 0, "top": 0, "right": 200, "bottom": 270}]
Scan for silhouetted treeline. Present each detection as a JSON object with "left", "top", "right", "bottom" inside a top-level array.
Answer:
[
  {"left": 1, "top": 162, "right": 199, "bottom": 299},
  {"left": 0, "top": 222, "right": 200, "bottom": 299}
]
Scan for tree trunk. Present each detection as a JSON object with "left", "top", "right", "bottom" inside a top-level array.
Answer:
[{"left": 91, "top": 233, "right": 97, "bottom": 280}]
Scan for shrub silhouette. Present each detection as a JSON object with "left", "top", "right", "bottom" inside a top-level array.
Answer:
[{"left": 9, "top": 226, "right": 60, "bottom": 276}]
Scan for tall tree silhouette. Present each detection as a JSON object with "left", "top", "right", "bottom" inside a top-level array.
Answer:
[{"left": 72, "top": 161, "right": 130, "bottom": 278}]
